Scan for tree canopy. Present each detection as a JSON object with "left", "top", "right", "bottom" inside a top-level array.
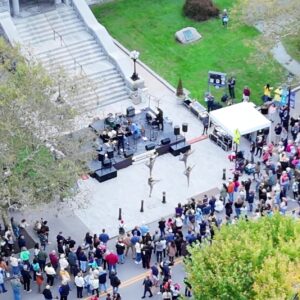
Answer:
[
  {"left": 185, "top": 214, "right": 300, "bottom": 300},
  {"left": 0, "top": 38, "right": 86, "bottom": 220}
]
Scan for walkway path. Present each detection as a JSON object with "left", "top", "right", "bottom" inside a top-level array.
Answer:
[{"left": 271, "top": 41, "right": 300, "bottom": 78}]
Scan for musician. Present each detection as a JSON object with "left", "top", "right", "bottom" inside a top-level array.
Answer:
[
  {"left": 100, "top": 130, "right": 110, "bottom": 143},
  {"left": 130, "top": 122, "right": 141, "bottom": 139},
  {"left": 116, "top": 125, "right": 125, "bottom": 155},
  {"left": 156, "top": 108, "right": 164, "bottom": 131}
]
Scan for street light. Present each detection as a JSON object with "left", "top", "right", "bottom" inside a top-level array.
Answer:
[
  {"left": 130, "top": 50, "right": 140, "bottom": 81},
  {"left": 285, "top": 73, "right": 294, "bottom": 145}
]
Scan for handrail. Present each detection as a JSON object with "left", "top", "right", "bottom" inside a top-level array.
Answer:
[{"left": 43, "top": 11, "right": 101, "bottom": 107}]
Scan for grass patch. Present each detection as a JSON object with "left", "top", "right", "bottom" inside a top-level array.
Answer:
[
  {"left": 282, "top": 33, "right": 300, "bottom": 63},
  {"left": 92, "top": 0, "right": 284, "bottom": 105}
]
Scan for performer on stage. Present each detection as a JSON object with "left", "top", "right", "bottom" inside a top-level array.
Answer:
[
  {"left": 148, "top": 177, "right": 160, "bottom": 197},
  {"left": 116, "top": 125, "right": 125, "bottom": 155},
  {"left": 184, "top": 165, "right": 195, "bottom": 186},
  {"left": 145, "top": 152, "right": 158, "bottom": 176},
  {"left": 179, "top": 149, "right": 195, "bottom": 169},
  {"left": 156, "top": 107, "right": 164, "bottom": 131},
  {"left": 130, "top": 122, "right": 141, "bottom": 139}
]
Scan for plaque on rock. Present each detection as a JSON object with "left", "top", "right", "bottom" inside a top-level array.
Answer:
[{"left": 175, "top": 27, "right": 202, "bottom": 44}]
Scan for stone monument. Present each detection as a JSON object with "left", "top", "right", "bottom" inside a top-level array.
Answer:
[{"left": 175, "top": 27, "right": 201, "bottom": 44}]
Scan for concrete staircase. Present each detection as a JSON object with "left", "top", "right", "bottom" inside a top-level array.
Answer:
[
  {"left": 0, "top": 0, "right": 9, "bottom": 13},
  {"left": 13, "top": 4, "right": 130, "bottom": 113}
]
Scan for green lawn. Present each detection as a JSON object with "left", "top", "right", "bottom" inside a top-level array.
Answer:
[
  {"left": 282, "top": 33, "right": 300, "bottom": 63},
  {"left": 92, "top": 0, "right": 284, "bottom": 104}
]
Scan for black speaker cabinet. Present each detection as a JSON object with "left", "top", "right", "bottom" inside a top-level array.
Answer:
[
  {"left": 102, "top": 158, "right": 112, "bottom": 168},
  {"left": 124, "top": 149, "right": 134, "bottom": 158},
  {"left": 98, "top": 151, "right": 106, "bottom": 162},
  {"left": 145, "top": 143, "right": 156, "bottom": 151},
  {"left": 107, "top": 148, "right": 114, "bottom": 159},
  {"left": 174, "top": 126, "right": 180, "bottom": 136},
  {"left": 182, "top": 123, "right": 188, "bottom": 133},
  {"left": 161, "top": 138, "right": 171, "bottom": 145},
  {"left": 126, "top": 106, "right": 135, "bottom": 118}
]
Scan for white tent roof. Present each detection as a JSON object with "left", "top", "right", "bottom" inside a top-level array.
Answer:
[{"left": 209, "top": 102, "right": 271, "bottom": 138}]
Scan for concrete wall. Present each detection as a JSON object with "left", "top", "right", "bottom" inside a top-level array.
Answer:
[
  {"left": 71, "top": 0, "right": 144, "bottom": 91},
  {"left": 0, "top": 11, "right": 20, "bottom": 45}
]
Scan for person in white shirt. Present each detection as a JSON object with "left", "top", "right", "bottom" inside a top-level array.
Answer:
[
  {"left": 10, "top": 255, "right": 20, "bottom": 275},
  {"left": 91, "top": 275, "right": 99, "bottom": 297},
  {"left": 75, "top": 272, "right": 85, "bottom": 298},
  {"left": 59, "top": 254, "right": 69, "bottom": 271},
  {"left": 45, "top": 263, "right": 56, "bottom": 286},
  {"left": 135, "top": 242, "right": 142, "bottom": 264}
]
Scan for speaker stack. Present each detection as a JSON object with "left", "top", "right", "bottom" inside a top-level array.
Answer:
[
  {"left": 98, "top": 151, "right": 106, "bottom": 162},
  {"left": 174, "top": 126, "right": 180, "bottom": 136},
  {"left": 182, "top": 123, "right": 188, "bottom": 133}
]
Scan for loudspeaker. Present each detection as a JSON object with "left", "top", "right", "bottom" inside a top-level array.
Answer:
[
  {"left": 107, "top": 148, "right": 114, "bottom": 159},
  {"left": 182, "top": 123, "right": 188, "bottom": 133},
  {"left": 124, "top": 149, "right": 134, "bottom": 158},
  {"left": 126, "top": 106, "right": 135, "bottom": 117},
  {"left": 174, "top": 126, "right": 180, "bottom": 136},
  {"left": 145, "top": 143, "right": 156, "bottom": 151},
  {"left": 161, "top": 138, "right": 171, "bottom": 145},
  {"left": 98, "top": 151, "right": 106, "bottom": 162},
  {"left": 102, "top": 158, "right": 112, "bottom": 168}
]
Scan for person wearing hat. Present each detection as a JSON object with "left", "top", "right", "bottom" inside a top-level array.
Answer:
[{"left": 43, "top": 285, "right": 53, "bottom": 299}]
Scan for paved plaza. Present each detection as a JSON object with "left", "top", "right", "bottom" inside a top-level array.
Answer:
[{"left": 2, "top": 13, "right": 300, "bottom": 299}]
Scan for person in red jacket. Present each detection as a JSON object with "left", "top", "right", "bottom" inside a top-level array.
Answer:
[
  {"left": 105, "top": 251, "right": 118, "bottom": 274},
  {"left": 242, "top": 86, "right": 251, "bottom": 102},
  {"left": 49, "top": 250, "right": 59, "bottom": 271}
]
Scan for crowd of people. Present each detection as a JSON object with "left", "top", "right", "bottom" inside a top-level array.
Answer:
[
  {"left": 0, "top": 210, "right": 197, "bottom": 300},
  {"left": 1, "top": 78, "right": 300, "bottom": 300}
]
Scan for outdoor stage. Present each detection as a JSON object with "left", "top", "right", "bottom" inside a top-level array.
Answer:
[{"left": 88, "top": 107, "right": 190, "bottom": 182}]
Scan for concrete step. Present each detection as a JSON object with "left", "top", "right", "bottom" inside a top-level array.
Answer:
[
  {"left": 93, "top": 73, "right": 123, "bottom": 84},
  {"left": 39, "top": 42, "right": 101, "bottom": 61},
  {"left": 20, "top": 22, "right": 86, "bottom": 41},
  {"left": 78, "top": 89, "right": 128, "bottom": 107},
  {"left": 18, "top": 18, "right": 83, "bottom": 38},
  {"left": 36, "top": 38, "right": 95, "bottom": 56},
  {"left": 75, "top": 84, "right": 126, "bottom": 104},
  {"left": 43, "top": 52, "right": 106, "bottom": 70},
  {"left": 80, "top": 95, "right": 130, "bottom": 112},
  {"left": 21, "top": 27, "right": 87, "bottom": 45}
]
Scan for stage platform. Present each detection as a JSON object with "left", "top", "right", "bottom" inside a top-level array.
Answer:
[{"left": 87, "top": 107, "right": 188, "bottom": 182}]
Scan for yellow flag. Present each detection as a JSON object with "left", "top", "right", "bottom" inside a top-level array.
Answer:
[{"left": 233, "top": 128, "right": 241, "bottom": 145}]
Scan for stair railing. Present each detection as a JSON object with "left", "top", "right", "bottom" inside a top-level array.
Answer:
[{"left": 42, "top": 11, "right": 101, "bottom": 108}]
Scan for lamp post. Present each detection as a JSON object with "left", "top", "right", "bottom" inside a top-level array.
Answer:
[
  {"left": 130, "top": 50, "right": 140, "bottom": 81},
  {"left": 285, "top": 74, "right": 294, "bottom": 145}
]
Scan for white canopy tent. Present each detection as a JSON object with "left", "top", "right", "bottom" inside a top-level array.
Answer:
[{"left": 209, "top": 102, "right": 272, "bottom": 142}]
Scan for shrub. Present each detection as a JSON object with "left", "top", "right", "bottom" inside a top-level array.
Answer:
[
  {"left": 183, "top": 0, "right": 220, "bottom": 22},
  {"left": 176, "top": 78, "right": 184, "bottom": 97}
]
